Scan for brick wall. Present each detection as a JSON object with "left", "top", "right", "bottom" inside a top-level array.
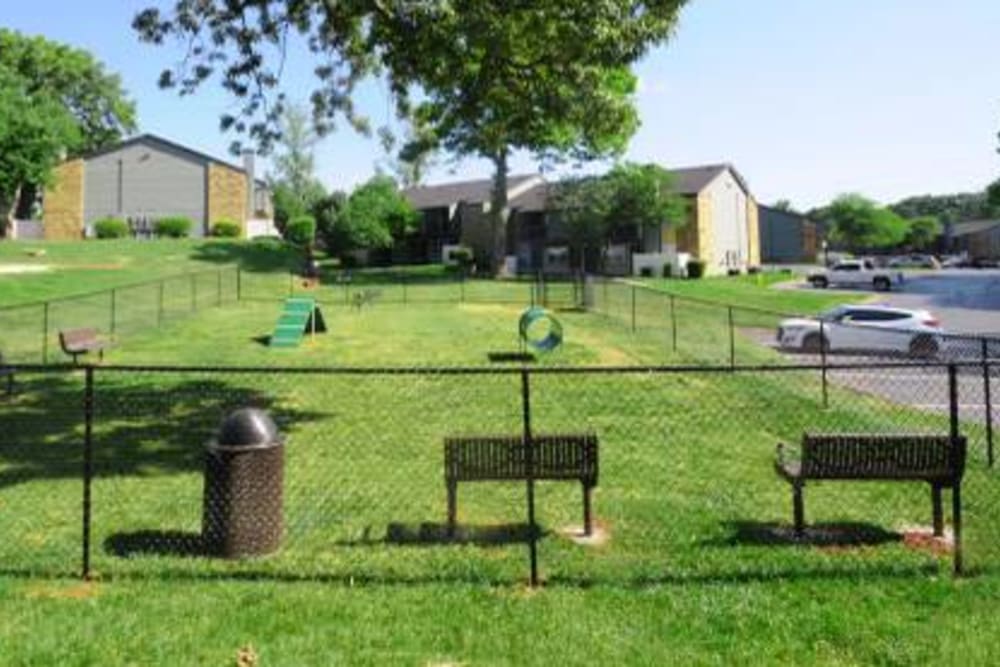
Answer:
[
  {"left": 207, "top": 164, "right": 247, "bottom": 236},
  {"left": 43, "top": 159, "right": 85, "bottom": 239}
]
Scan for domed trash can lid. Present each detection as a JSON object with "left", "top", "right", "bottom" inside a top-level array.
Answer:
[{"left": 209, "top": 408, "right": 284, "bottom": 451}]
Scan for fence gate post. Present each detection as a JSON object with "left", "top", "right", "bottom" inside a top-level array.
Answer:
[
  {"left": 631, "top": 286, "right": 637, "bottom": 333},
  {"left": 42, "top": 301, "right": 49, "bottom": 364},
  {"left": 727, "top": 306, "right": 735, "bottom": 369},
  {"left": 947, "top": 364, "right": 963, "bottom": 575},
  {"left": 157, "top": 281, "right": 165, "bottom": 327},
  {"left": 82, "top": 366, "right": 94, "bottom": 580},
  {"left": 110, "top": 288, "right": 117, "bottom": 337},
  {"left": 520, "top": 369, "right": 539, "bottom": 587},
  {"left": 820, "top": 320, "right": 829, "bottom": 408},
  {"left": 983, "top": 338, "right": 994, "bottom": 467}
]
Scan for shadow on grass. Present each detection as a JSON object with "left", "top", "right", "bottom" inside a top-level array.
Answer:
[
  {"left": 252, "top": 335, "right": 272, "bottom": 346},
  {"left": 336, "top": 522, "right": 538, "bottom": 548},
  {"left": 105, "top": 530, "right": 206, "bottom": 558},
  {"left": 487, "top": 351, "right": 536, "bottom": 363},
  {"left": 0, "top": 370, "right": 328, "bottom": 489},
  {"left": 704, "top": 521, "right": 901, "bottom": 548},
  {"left": 189, "top": 239, "right": 302, "bottom": 273}
]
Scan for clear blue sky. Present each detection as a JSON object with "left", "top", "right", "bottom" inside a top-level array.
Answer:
[{"left": 4, "top": 0, "right": 999, "bottom": 209}]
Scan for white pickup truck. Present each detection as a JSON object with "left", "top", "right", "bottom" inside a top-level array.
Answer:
[{"left": 807, "top": 259, "right": 903, "bottom": 292}]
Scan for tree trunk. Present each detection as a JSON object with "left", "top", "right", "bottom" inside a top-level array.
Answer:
[
  {"left": 3, "top": 185, "right": 21, "bottom": 239},
  {"left": 489, "top": 150, "right": 509, "bottom": 275}
]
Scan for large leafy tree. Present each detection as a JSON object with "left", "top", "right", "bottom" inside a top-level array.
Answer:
[
  {"left": 269, "top": 105, "right": 327, "bottom": 230},
  {"left": 134, "top": 1, "right": 688, "bottom": 270},
  {"left": 554, "top": 163, "right": 686, "bottom": 271},
  {"left": 0, "top": 72, "right": 80, "bottom": 228},
  {"left": 0, "top": 29, "right": 136, "bottom": 219},
  {"left": 0, "top": 29, "right": 136, "bottom": 153},
  {"left": 824, "top": 194, "right": 909, "bottom": 251},
  {"left": 904, "top": 215, "right": 942, "bottom": 251},
  {"left": 332, "top": 176, "right": 419, "bottom": 254}
]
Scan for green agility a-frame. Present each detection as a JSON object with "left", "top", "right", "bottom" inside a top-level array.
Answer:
[{"left": 270, "top": 297, "right": 327, "bottom": 348}]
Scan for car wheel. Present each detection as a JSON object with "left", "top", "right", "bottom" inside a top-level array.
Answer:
[
  {"left": 909, "top": 335, "right": 939, "bottom": 359},
  {"left": 802, "top": 333, "right": 828, "bottom": 354},
  {"left": 811, "top": 277, "right": 829, "bottom": 289},
  {"left": 873, "top": 277, "right": 891, "bottom": 291}
]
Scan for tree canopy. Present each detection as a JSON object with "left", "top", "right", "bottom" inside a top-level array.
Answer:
[
  {"left": 904, "top": 216, "right": 942, "bottom": 251},
  {"left": 0, "top": 29, "right": 136, "bottom": 154},
  {"left": 134, "top": 1, "right": 689, "bottom": 269},
  {"left": 553, "top": 163, "right": 686, "bottom": 270},
  {"left": 822, "top": 194, "right": 909, "bottom": 251},
  {"left": 0, "top": 71, "right": 80, "bottom": 225},
  {"left": 332, "top": 176, "right": 420, "bottom": 253}
]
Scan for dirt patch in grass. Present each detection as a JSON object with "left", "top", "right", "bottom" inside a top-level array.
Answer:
[{"left": 25, "top": 581, "right": 99, "bottom": 600}]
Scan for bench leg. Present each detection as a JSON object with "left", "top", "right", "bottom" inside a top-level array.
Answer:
[
  {"left": 931, "top": 484, "right": 944, "bottom": 537},
  {"left": 582, "top": 482, "right": 593, "bottom": 537},
  {"left": 792, "top": 483, "right": 805, "bottom": 535},
  {"left": 446, "top": 481, "right": 457, "bottom": 536}
]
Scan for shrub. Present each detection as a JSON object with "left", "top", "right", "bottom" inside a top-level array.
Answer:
[
  {"left": 93, "top": 217, "right": 129, "bottom": 239},
  {"left": 285, "top": 215, "right": 316, "bottom": 246},
  {"left": 747, "top": 265, "right": 761, "bottom": 275},
  {"left": 727, "top": 268, "right": 741, "bottom": 277},
  {"left": 662, "top": 263, "right": 673, "bottom": 278},
  {"left": 639, "top": 266, "right": 653, "bottom": 278},
  {"left": 155, "top": 216, "right": 193, "bottom": 238},
  {"left": 686, "top": 259, "right": 706, "bottom": 279},
  {"left": 211, "top": 220, "right": 241, "bottom": 238}
]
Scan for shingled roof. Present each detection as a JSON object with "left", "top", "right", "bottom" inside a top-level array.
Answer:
[{"left": 403, "top": 174, "right": 543, "bottom": 209}]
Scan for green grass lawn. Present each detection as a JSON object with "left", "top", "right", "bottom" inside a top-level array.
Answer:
[
  {"left": 637, "top": 272, "right": 848, "bottom": 315},
  {"left": 1, "top": 242, "right": 999, "bottom": 664},
  {"left": 0, "top": 238, "right": 302, "bottom": 307}
]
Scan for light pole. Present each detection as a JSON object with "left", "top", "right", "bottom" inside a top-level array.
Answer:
[{"left": 821, "top": 239, "right": 830, "bottom": 267}]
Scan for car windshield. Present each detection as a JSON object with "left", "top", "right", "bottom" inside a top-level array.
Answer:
[{"left": 817, "top": 306, "right": 849, "bottom": 322}]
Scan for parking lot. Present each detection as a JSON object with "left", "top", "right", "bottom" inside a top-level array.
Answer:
[{"left": 778, "top": 269, "right": 1000, "bottom": 336}]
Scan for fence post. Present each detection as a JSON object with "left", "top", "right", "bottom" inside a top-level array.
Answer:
[
  {"left": 81, "top": 366, "right": 94, "bottom": 580},
  {"left": 983, "top": 338, "right": 994, "bottom": 468},
  {"left": 110, "top": 288, "right": 117, "bottom": 337},
  {"left": 727, "top": 306, "right": 735, "bottom": 369},
  {"left": 42, "top": 301, "right": 50, "bottom": 364},
  {"left": 157, "top": 281, "right": 165, "bottom": 327},
  {"left": 669, "top": 295, "right": 678, "bottom": 353},
  {"left": 520, "top": 368, "right": 539, "bottom": 587},
  {"left": 820, "top": 320, "right": 829, "bottom": 408},
  {"left": 948, "top": 363, "right": 963, "bottom": 575},
  {"left": 630, "top": 286, "right": 637, "bottom": 333}
]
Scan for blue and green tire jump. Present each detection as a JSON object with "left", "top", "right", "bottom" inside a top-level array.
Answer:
[{"left": 519, "top": 307, "right": 563, "bottom": 353}]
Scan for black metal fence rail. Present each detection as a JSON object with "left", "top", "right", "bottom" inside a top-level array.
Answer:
[
  {"left": 0, "top": 266, "right": 241, "bottom": 364},
  {"left": 1, "top": 360, "right": 996, "bottom": 586}
]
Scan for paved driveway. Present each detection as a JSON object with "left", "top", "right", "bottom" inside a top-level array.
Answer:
[{"left": 778, "top": 269, "right": 1000, "bottom": 336}]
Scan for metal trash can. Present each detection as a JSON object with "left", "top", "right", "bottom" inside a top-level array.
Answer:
[{"left": 202, "top": 408, "right": 284, "bottom": 558}]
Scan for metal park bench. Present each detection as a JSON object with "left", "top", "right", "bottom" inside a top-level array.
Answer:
[
  {"left": 444, "top": 433, "right": 599, "bottom": 536},
  {"left": 59, "top": 328, "right": 111, "bottom": 364},
  {"left": 775, "top": 433, "right": 966, "bottom": 541}
]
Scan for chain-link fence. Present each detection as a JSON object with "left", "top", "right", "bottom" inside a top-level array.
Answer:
[
  {"left": 0, "top": 267, "right": 240, "bottom": 364},
  {"left": 1, "top": 360, "right": 996, "bottom": 585},
  {"left": 588, "top": 277, "right": 1000, "bottom": 368}
]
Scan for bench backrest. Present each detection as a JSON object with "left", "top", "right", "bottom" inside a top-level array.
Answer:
[
  {"left": 59, "top": 328, "right": 99, "bottom": 349},
  {"left": 802, "top": 433, "right": 966, "bottom": 481},
  {"left": 445, "top": 433, "right": 598, "bottom": 484}
]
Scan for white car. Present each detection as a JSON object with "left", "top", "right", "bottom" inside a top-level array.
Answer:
[
  {"left": 807, "top": 259, "right": 903, "bottom": 292},
  {"left": 777, "top": 305, "right": 943, "bottom": 357}
]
